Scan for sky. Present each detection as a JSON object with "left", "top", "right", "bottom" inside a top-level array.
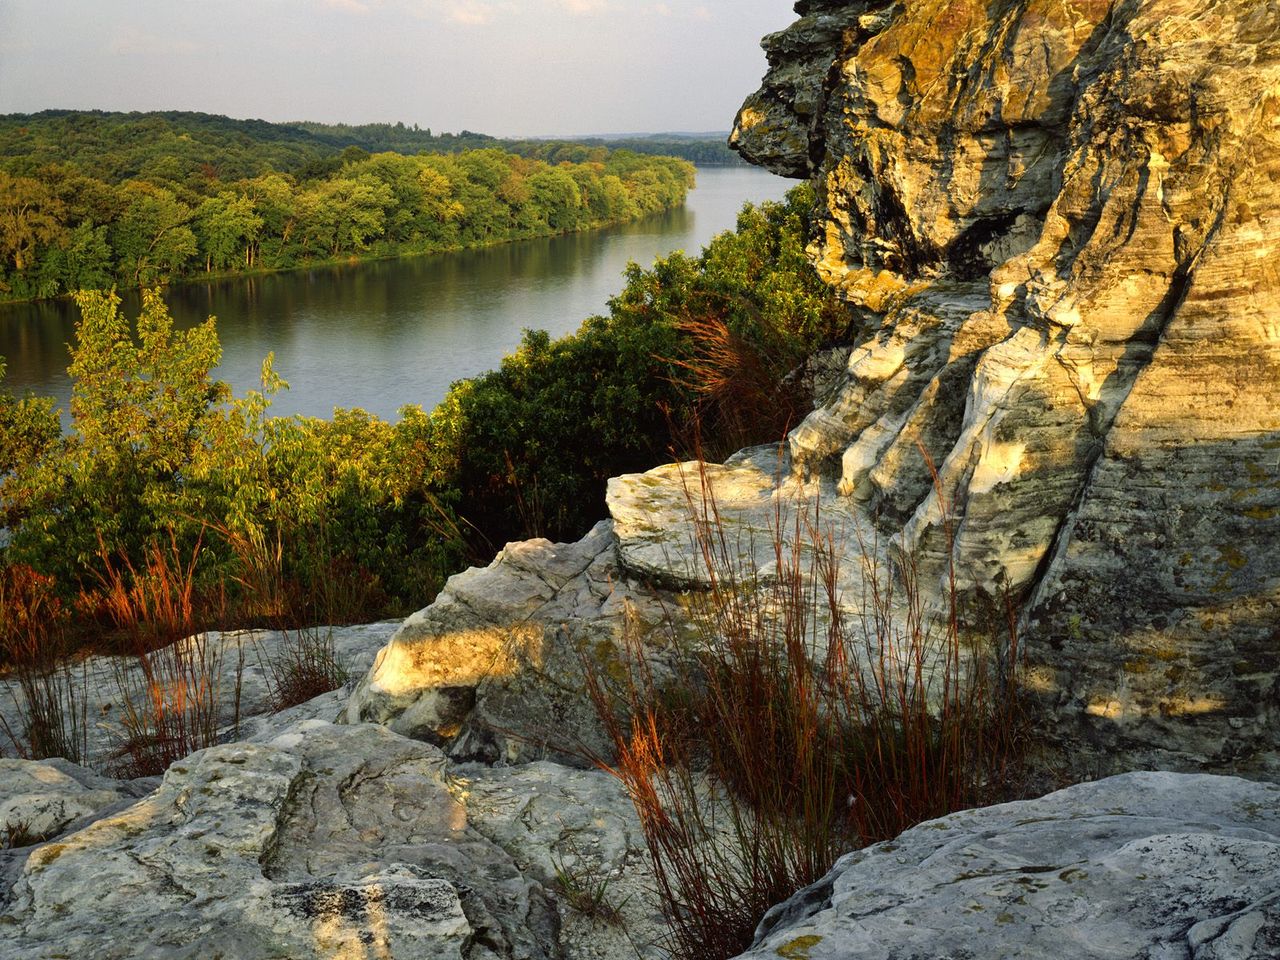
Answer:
[{"left": 0, "top": 0, "right": 794, "bottom": 137}]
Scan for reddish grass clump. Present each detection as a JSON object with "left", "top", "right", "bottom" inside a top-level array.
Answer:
[
  {"left": 584, "top": 458, "right": 1025, "bottom": 960},
  {"left": 0, "top": 564, "right": 87, "bottom": 763}
]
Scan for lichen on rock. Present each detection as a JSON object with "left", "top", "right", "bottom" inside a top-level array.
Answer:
[{"left": 731, "top": 0, "right": 1280, "bottom": 778}]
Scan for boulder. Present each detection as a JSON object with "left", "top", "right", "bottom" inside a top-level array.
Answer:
[
  {"left": 0, "top": 721, "right": 662, "bottom": 960},
  {"left": 739, "top": 772, "right": 1280, "bottom": 960},
  {"left": 343, "top": 521, "right": 681, "bottom": 766}
]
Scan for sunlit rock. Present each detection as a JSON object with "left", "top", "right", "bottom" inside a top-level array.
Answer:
[
  {"left": 0, "top": 721, "right": 662, "bottom": 960},
  {"left": 343, "top": 521, "right": 679, "bottom": 765},
  {"left": 731, "top": 0, "right": 1280, "bottom": 777},
  {"left": 737, "top": 772, "right": 1280, "bottom": 960}
]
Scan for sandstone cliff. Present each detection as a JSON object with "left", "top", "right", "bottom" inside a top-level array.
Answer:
[{"left": 731, "top": 0, "right": 1280, "bottom": 777}]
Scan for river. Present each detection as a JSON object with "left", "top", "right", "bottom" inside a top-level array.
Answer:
[{"left": 0, "top": 166, "right": 791, "bottom": 424}]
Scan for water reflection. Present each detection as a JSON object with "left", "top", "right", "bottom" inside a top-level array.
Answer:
[{"left": 0, "top": 168, "right": 790, "bottom": 423}]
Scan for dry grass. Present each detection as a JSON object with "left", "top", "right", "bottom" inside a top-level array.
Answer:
[
  {"left": 584, "top": 457, "right": 1025, "bottom": 960},
  {"left": 223, "top": 523, "right": 353, "bottom": 711},
  {"left": 107, "top": 630, "right": 244, "bottom": 778},
  {"left": 669, "top": 309, "right": 811, "bottom": 458},
  {"left": 220, "top": 519, "right": 388, "bottom": 629},
  {"left": 0, "top": 564, "right": 87, "bottom": 763},
  {"left": 82, "top": 529, "right": 216, "bottom": 655},
  {"left": 73, "top": 529, "right": 244, "bottom": 778},
  {"left": 260, "top": 625, "right": 348, "bottom": 712}
]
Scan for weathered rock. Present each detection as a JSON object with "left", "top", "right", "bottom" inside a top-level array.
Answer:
[
  {"left": 0, "top": 758, "right": 148, "bottom": 845},
  {"left": 739, "top": 771, "right": 1280, "bottom": 960},
  {"left": 0, "top": 721, "right": 662, "bottom": 960},
  {"left": 731, "top": 0, "right": 1280, "bottom": 777},
  {"left": 344, "top": 521, "right": 681, "bottom": 765}
]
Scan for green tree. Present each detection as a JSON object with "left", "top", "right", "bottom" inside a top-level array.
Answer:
[
  {"left": 196, "top": 193, "right": 264, "bottom": 271},
  {"left": 297, "top": 175, "right": 393, "bottom": 256},
  {"left": 110, "top": 182, "right": 198, "bottom": 284},
  {"left": 0, "top": 171, "right": 67, "bottom": 278},
  {"left": 5, "top": 289, "right": 227, "bottom": 579}
]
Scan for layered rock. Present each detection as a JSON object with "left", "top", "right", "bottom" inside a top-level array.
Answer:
[
  {"left": 0, "top": 721, "right": 662, "bottom": 960},
  {"left": 731, "top": 0, "right": 1280, "bottom": 776},
  {"left": 737, "top": 771, "right": 1280, "bottom": 960}
]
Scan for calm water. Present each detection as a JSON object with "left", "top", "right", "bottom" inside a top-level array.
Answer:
[{"left": 0, "top": 167, "right": 791, "bottom": 423}]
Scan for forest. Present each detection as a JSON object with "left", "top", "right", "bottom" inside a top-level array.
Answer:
[{"left": 0, "top": 110, "right": 697, "bottom": 301}]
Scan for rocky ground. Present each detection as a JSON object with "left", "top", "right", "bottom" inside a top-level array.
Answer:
[{"left": 742, "top": 772, "right": 1280, "bottom": 960}]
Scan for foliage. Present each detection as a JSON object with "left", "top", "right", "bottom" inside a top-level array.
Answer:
[
  {"left": 0, "top": 110, "right": 739, "bottom": 188},
  {"left": 429, "top": 183, "right": 848, "bottom": 550},
  {"left": 0, "top": 292, "right": 464, "bottom": 650},
  {"left": 0, "top": 186, "right": 844, "bottom": 665},
  {"left": 0, "top": 111, "right": 698, "bottom": 302}
]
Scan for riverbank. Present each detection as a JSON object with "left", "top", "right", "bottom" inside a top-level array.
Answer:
[
  {"left": 0, "top": 166, "right": 791, "bottom": 422},
  {"left": 0, "top": 190, "right": 694, "bottom": 308},
  {"left": 0, "top": 147, "right": 695, "bottom": 305}
]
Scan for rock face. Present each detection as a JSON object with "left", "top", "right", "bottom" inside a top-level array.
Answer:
[
  {"left": 344, "top": 521, "right": 682, "bottom": 766},
  {"left": 0, "top": 721, "right": 662, "bottom": 960},
  {"left": 732, "top": 0, "right": 1280, "bottom": 777},
  {"left": 738, "top": 771, "right": 1280, "bottom": 960}
]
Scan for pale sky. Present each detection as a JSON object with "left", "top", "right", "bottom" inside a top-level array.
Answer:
[{"left": 0, "top": 0, "right": 794, "bottom": 137}]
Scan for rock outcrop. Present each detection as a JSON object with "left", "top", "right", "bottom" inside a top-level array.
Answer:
[
  {"left": 737, "top": 771, "right": 1280, "bottom": 960},
  {"left": 344, "top": 521, "right": 686, "bottom": 766},
  {"left": 731, "top": 0, "right": 1280, "bottom": 777},
  {"left": 0, "top": 722, "right": 662, "bottom": 960}
]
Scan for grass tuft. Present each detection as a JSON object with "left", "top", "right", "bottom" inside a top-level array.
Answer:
[
  {"left": 584, "top": 452, "right": 1025, "bottom": 960},
  {"left": 0, "top": 564, "right": 88, "bottom": 764}
]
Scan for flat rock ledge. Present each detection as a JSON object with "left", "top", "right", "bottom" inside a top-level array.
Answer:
[
  {"left": 0, "top": 622, "right": 398, "bottom": 769},
  {"left": 739, "top": 771, "right": 1280, "bottom": 960},
  {"left": 0, "top": 721, "right": 663, "bottom": 960}
]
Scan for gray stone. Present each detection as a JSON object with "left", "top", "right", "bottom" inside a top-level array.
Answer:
[
  {"left": 0, "top": 622, "right": 397, "bottom": 769},
  {"left": 344, "top": 521, "right": 681, "bottom": 766},
  {"left": 729, "top": 0, "right": 1280, "bottom": 778},
  {"left": 0, "top": 720, "right": 661, "bottom": 960},
  {"left": 739, "top": 772, "right": 1280, "bottom": 960}
]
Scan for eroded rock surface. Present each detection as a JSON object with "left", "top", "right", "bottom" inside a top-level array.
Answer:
[
  {"left": 738, "top": 772, "right": 1280, "bottom": 960},
  {"left": 0, "top": 721, "right": 662, "bottom": 960},
  {"left": 344, "top": 521, "right": 683, "bottom": 765},
  {"left": 731, "top": 0, "right": 1280, "bottom": 776}
]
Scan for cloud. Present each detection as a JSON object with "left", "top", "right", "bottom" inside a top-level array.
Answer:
[
  {"left": 447, "top": 1, "right": 498, "bottom": 24},
  {"left": 557, "top": 0, "right": 608, "bottom": 13},
  {"left": 108, "top": 27, "right": 197, "bottom": 56},
  {"left": 324, "top": 0, "right": 378, "bottom": 12}
]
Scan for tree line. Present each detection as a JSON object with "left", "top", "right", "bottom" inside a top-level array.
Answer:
[
  {"left": 0, "top": 114, "right": 695, "bottom": 301},
  {"left": 0, "top": 111, "right": 741, "bottom": 187}
]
